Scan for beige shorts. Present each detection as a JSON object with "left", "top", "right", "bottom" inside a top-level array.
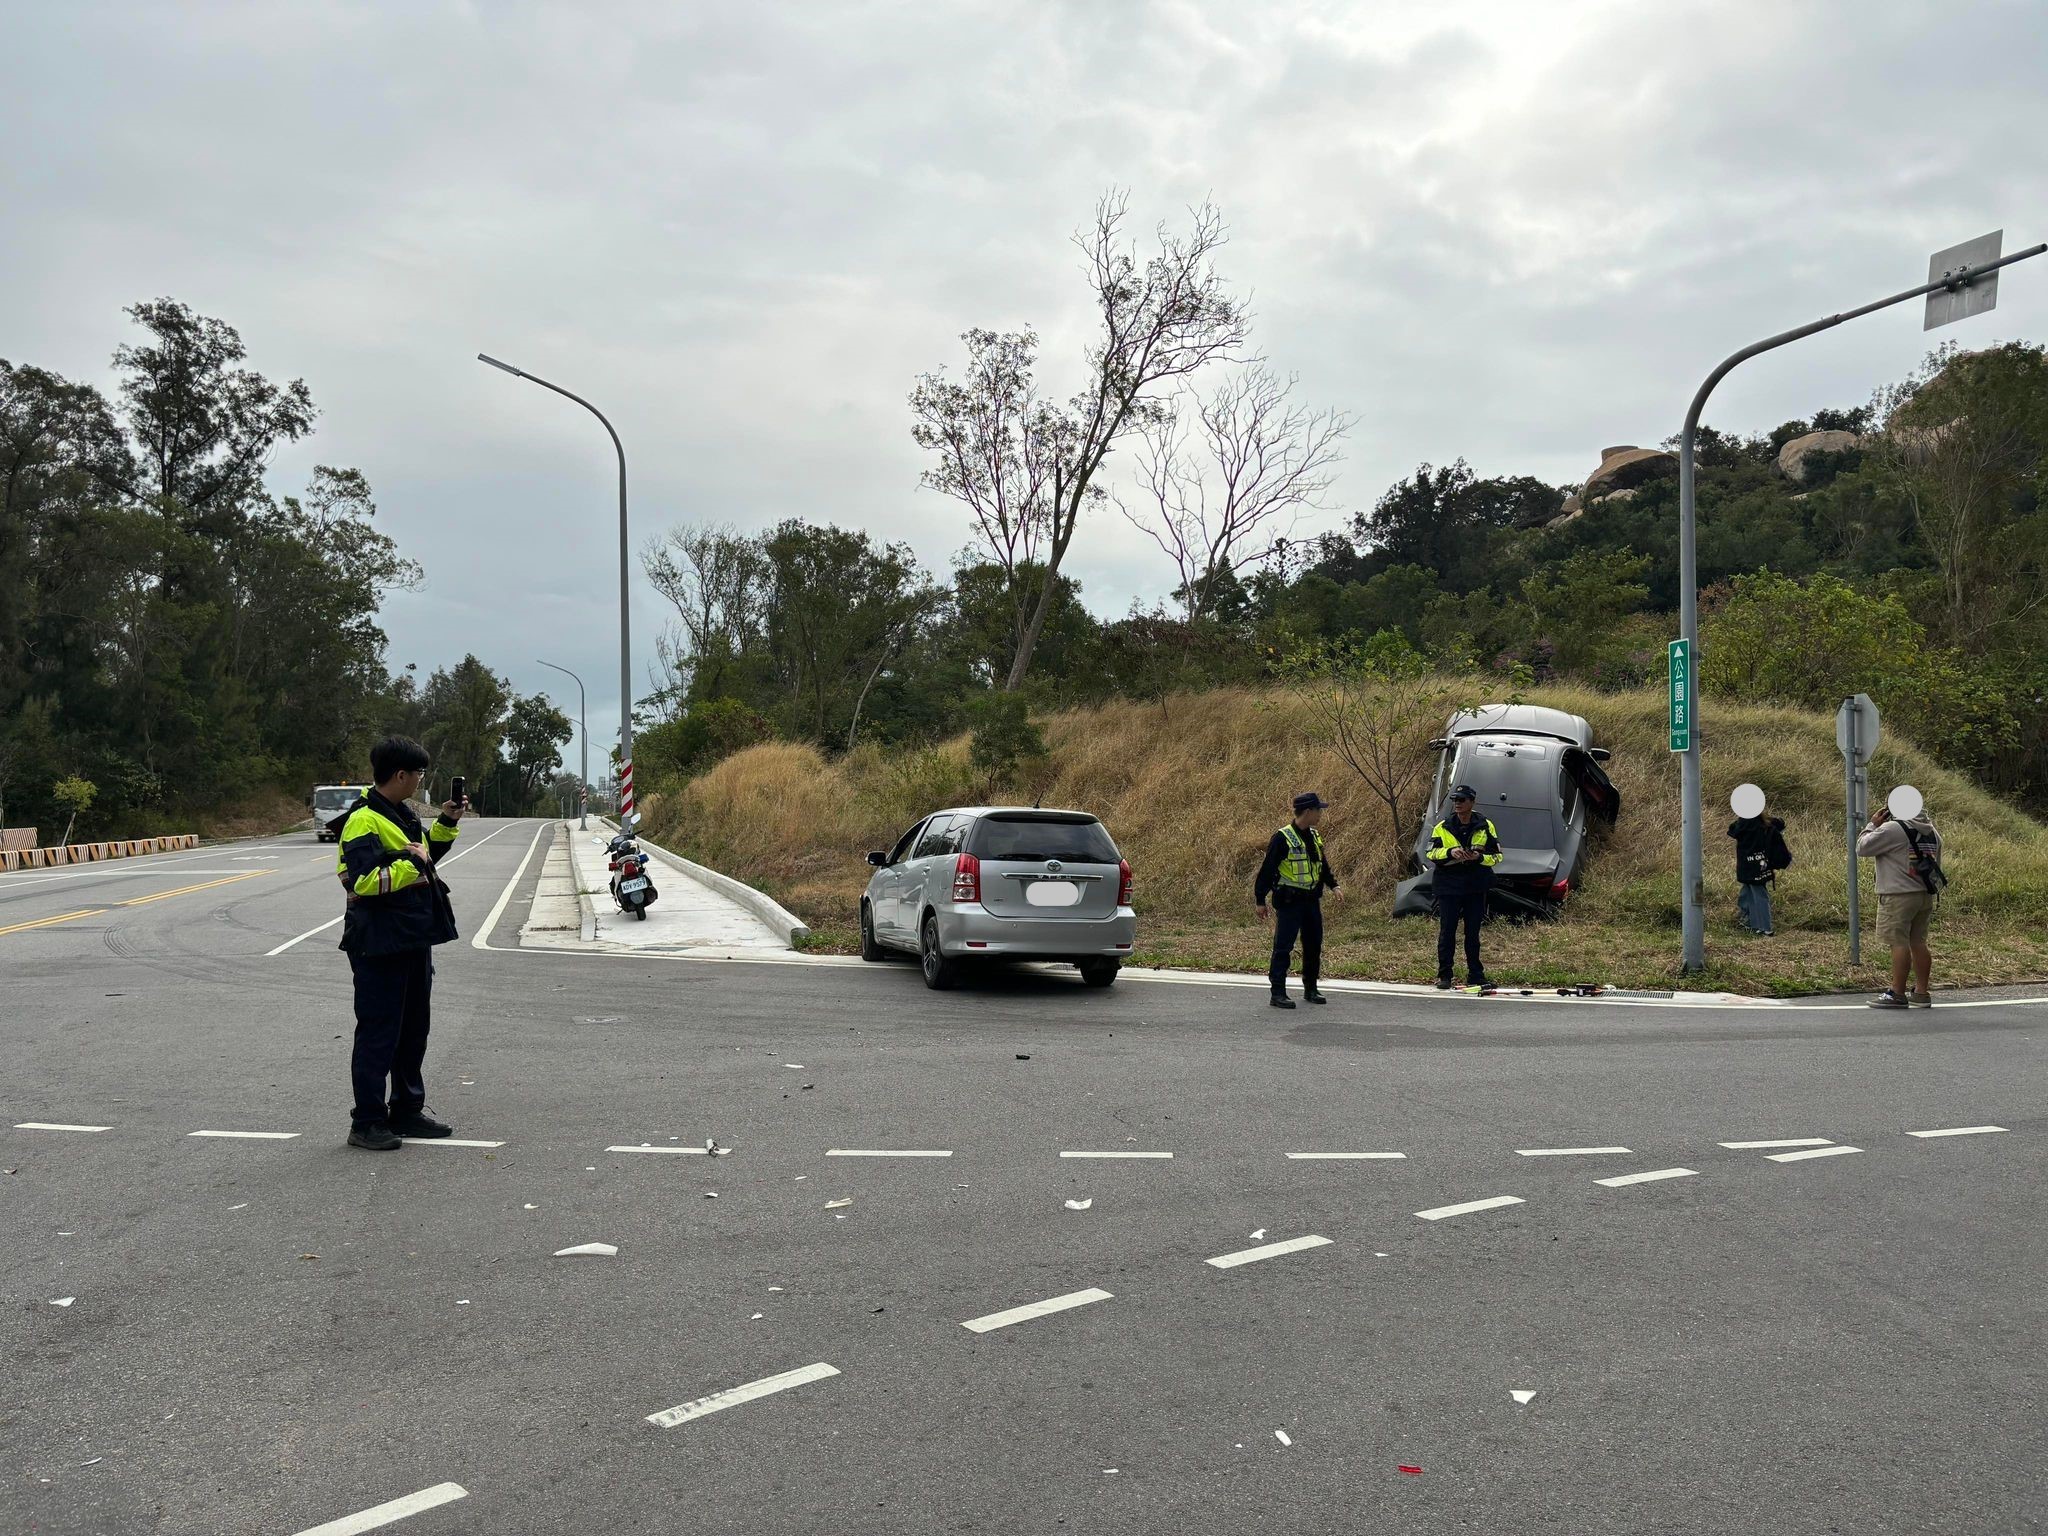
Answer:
[{"left": 1876, "top": 890, "right": 1934, "bottom": 947}]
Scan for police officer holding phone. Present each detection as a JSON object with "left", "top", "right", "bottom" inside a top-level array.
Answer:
[{"left": 336, "top": 736, "right": 467, "bottom": 1150}]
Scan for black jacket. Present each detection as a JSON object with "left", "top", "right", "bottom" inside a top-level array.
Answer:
[
  {"left": 337, "top": 789, "right": 460, "bottom": 956},
  {"left": 1254, "top": 825, "right": 1339, "bottom": 908},
  {"left": 1727, "top": 815, "right": 1785, "bottom": 886}
]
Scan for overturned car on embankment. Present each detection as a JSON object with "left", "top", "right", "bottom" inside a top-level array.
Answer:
[{"left": 1392, "top": 704, "right": 1621, "bottom": 920}]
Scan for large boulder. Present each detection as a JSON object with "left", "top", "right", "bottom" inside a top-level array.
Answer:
[
  {"left": 1775, "top": 429, "right": 1863, "bottom": 483},
  {"left": 1582, "top": 445, "right": 1677, "bottom": 501}
]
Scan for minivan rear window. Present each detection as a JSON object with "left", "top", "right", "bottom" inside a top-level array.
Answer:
[{"left": 968, "top": 815, "right": 1119, "bottom": 863}]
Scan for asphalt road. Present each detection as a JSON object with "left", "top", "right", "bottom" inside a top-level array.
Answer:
[{"left": 4, "top": 820, "right": 2043, "bottom": 1535}]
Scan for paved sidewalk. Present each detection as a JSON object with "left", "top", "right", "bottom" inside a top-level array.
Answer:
[{"left": 563, "top": 822, "right": 790, "bottom": 954}]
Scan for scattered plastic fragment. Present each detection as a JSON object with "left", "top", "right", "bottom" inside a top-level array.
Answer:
[
  {"left": 457, "top": 1300, "right": 470, "bottom": 1306},
  {"left": 80, "top": 1457, "right": 102, "bottom": 1467},
  {"left": 707, "top": 1138, "right": 730, "bottom": 1156},
  {"left": 1511, "top": 1389, "right": 1535, "bottom": 1405},
  {"left": 523, "top": 1204, "right": 538, "bottom": 1210},
  {"left": 1275, "top": 1430, "right": 1292, "bottom": 1447},
  {"left": 704, "top": 1191, "right": 718, "bottom": 1199},
  {"left": 228, "top": 1204, "right": 248, "bottom": 1211},
  {"left": 553, "top": 1242, "right": 618, "bottom": 1257},
  {"left": 750, "top": 1313, "right": 764, "bottom": 1320},
  {"left": 1064, "top": 1199, "right": 1092, "bottom": 1210},
  {"left": 1374, "top": 1252, "right": 1388, "bottom": 1258},
  {"left": 1249, "top": 1228, "right": 1266, "bottom": 1241},
  {"left": 1399, "top": 1465, "right": 1422, "bottom": 1475},
  {"left": 825, "top": 1198, "right": 853, "bottom": 1209},
  {"left": 768, "top": 1286, "right": 783, "bottom": 1292},
  {"left": 801, "top": 1084, "right": 814, "bottom": 1091},
  {"left": 785, "top": 1064, "right": 804, "bottom": 1069},
  {"left": 50, "top": 1297, "right": 74, "bottom": 1307},
  {"left": 794, "top": 1175, "right": 808, "bottom": 1181},
  {"left": 1016, "top": 1054, "right": 1030, "bottom": 1060},
  {"left": 299, "top": 1253, "right": 318, "bottom": 1261},
  {"left": 1103, "top": 1468, "right": 1118, "bottom": 1474}
]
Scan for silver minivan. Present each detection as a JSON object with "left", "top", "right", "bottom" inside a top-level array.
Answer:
[{"left": 860, "top": 807, "right": 1137, "bottom": 989}]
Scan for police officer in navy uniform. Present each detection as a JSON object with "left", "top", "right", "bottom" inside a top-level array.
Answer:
[
  {"left": 1426, "top": 784, "right": 1500, "bottom": 990},
  {"left": 336, "top": 736, "right": 466, "bottom": 1150},
  {"left": 1255, "top": 792, "right": 1341, "bottom": 1009}
]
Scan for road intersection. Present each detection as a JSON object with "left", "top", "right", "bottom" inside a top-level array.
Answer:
[{"left": 4, "top": 821, "right": 2042, "bottom": 1534}]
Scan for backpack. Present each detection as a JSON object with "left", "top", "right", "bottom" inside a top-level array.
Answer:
[
  {"left": 1903, "top": 824, "right": 1948, "bottom": 895},
  {"left": 1765, "top": 826, "right": 1793, "bottom": 871}
]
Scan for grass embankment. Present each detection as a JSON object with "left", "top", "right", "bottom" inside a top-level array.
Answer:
[{"left": 640, "top": 684, "right": 2048, "bottom": 995}]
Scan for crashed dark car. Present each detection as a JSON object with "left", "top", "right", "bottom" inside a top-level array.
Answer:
[{"left": 1393, "top": 704, "right": 1620, "bottom": 919}]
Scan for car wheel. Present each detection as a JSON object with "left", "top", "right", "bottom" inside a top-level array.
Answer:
[
  {"left": 919, "top": 914, "right": 956, "bottom": 990},
  {"left": 859, "top": 901, "right": 885, "bottom": 962},
  {"left": 1079, "top": 959, "right": 1120, "bottom": 988}
]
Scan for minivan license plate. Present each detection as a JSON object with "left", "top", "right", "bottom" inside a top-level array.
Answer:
[{"left": 1024, "top": 880, "right": 1080, "bottom": 907}]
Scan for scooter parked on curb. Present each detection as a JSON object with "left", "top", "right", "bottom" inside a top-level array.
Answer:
[{"left": 604, "top": 829, "right": 659, "bottom": 920}]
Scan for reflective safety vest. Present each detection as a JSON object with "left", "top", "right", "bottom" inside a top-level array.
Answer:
[
  {"left": 335, "top": 792, "right": 459, "bottom": 954},
  {"left": 1276, "top": 824, "right": 1325, "bottom": 890},
  {"left": 335, "top": 800, "right": 456, "bottom": 896},
  {"left": 1426, "top": 814, "right": 1501, "bottom": 890}
]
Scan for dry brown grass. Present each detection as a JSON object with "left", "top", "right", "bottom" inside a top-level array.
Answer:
[{"left": 640, "top": 683, "right": 2048, "bottom": 994}]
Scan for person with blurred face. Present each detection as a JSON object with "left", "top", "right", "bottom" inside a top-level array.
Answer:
[{"left": 1858, "top": 788, "right": 1943, "bottom": 1008}]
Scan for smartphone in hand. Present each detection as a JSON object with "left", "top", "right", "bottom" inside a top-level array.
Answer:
[{"left": 450, "top": 775, "right": 466, "bottom": 809}]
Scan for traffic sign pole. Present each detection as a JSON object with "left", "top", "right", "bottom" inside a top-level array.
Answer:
[{"left": 1672, "top": 236, "right": 2043, "bottom": 974}]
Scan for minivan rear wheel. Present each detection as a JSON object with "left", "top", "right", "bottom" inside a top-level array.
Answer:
[
  {"left": 859, "top": 901, "right": 885, "bottom": 962},
  {"left": 1079, "top": 959, "right": 1120, "bottom": 988},
  {"left": 919, "top": 914, "right": 956, "bottom": 990}
]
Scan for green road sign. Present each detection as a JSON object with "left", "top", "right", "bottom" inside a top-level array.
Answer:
[{"left": 1667, "top": 639, "right": 1692, "bottom": 752}]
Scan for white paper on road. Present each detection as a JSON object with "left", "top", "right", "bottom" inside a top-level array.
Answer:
[
  {"left": 961, "top": 1287, "right": 1113, "bottom": 1333},
  {"left": 289, "top": 1481, "right": 468, "bottom": 1536},
  {"left": 647, "top": 1361, "right": 841, "bottom": 1428},
  {"left": 50, "top": 1297, "right": 74, "bottom": 1307},
  {"left": 1275, "top": 1430, "right": 1293, "bottom": 1446},
  {"left": 553, "top": 1242, "right": 618, "bottom": 1257},
  {"left": 1511, "top": 1389, "right": 1536, "bottom": 1405},
  {"left": 1064, "top": 1199, "right": 1092, "bottom": 1210}
]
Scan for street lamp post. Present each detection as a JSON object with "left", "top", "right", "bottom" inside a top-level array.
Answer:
[
  {"left": 536, "top": 658, "right": 588, "bottom": 829},
  {"left": 1673, "top": 238, "right": 2044, "bottom": 972},
  {"left": 478, "top": 353, "right": 637, "bottom": 828}
]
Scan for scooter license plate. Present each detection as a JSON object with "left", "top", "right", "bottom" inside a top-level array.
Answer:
[{"left": 620, "top": 877, "right": 650, "bottom": 893}]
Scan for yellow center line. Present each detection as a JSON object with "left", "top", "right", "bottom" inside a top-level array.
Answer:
[
  {"left": 0, "top": 908, "right": 109, "bottom": 937},
  {"left": 114, "top": 870, "right": 274, "bottom": 907}
]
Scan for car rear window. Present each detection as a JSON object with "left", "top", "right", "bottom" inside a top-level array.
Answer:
[{"left": 968, "top": 816, "right": 1119, "bottom": 863}]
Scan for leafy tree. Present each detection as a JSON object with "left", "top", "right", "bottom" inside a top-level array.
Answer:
[
  {"left": 503, "top": 693, "right": 573, "bottom": 808},
  {"left": 52, "top": 776, "right": 96, "bottom": 846},
  {"left": 968, "top": 692, "right": 1050, "bottom": 797}
]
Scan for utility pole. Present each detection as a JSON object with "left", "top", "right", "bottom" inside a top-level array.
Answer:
[
  {"left": 478, "top": 353, "right": 636, "bottom": 828},
  {"left": 1671, "top": 233, "right": 2043, "bottom": 972},
  {"left": 536, "top": 659, "right": 588, "bottom": 829}
]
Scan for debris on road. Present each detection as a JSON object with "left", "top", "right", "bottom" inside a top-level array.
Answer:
[
  {"left": 1511, "top": 1389, "right": 1536, "bottom": 1405},
  {"left": 1275, "top": 1430, "right": 1292, "bottom": 1447},
  {"left": 1399, "top": 1465, "right": 1423, "bottom": 1475},
  {"left": 457, "top": 1300, "right": 470, "bottom": 1306},
  {"left": 523, "top": 1203, "right": 538, "bottom": 1210},
  {"left": 1016, "top": 1054, "right": 1030, "bottom": 1060},
  {"left": 824, "top": 1198, "right": 852, "bottom": 1209},
  {"left": 1249, "top": 1228, "right": 1266, "bottom": 1241},
  {"left": 785, "top": 1064, "right": 804, "bottom": 1069},
  {"left": 704, "top": 1192, "right": 718, "bottom": 1199},
  {"left": 768, "top": 1286, "right": 783, "bottom": 1292},
  {"left": 50, "top": 1297, "right": 75, "bottom": 1307},
  {"left": 553, "top": 1242, "right": 618, "bottom": 1257},
  {"left": 227, "top": 1204, "right": 247, "bottom": 1211},
  {"left": 298, "top": 1254, "right": 318, "bottom": 1261},
  {"left": 750, "top": 1312, "right": 764, "bottom": 1320},
  {"left": 707, "top": 1138, "right": 730, "bottom": 1156},
  {"left": 1064, "top": 1199, "right": 1092, "bottom": 1210}
]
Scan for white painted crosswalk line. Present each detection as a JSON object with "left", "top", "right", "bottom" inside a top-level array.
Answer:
[
  {"left": 1906, "top": 1125, "right": 2008, "bottom": 1138},
  {"left": 1595, "top": 1167, "right": 1698, "bottom": 1188},
  {"left": 1205, "top": 1235, "right": 1332, "bottom": 1269},
  {"left": 290, "top": 1481, "right": 468, "bottom": 1536},
  {"left": 647, "top": 1362, "right": 841, "bottom": 1428},
  {"left": 1414, "top": 1195, "right": 1524, "bottom": 1221},
  {"left": 1767, "top": 1145, "right": 1861, "bottom": 1162},
  {"left": 962, "top": 1287, "right": 1114, "bottom": 1333}
]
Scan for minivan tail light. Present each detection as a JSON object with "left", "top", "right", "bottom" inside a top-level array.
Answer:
[
  {"left": 1118, "top": 859, "right": 1134, "bottom": 905},
  {"left": 951, "top": 852, "right": 981, "bottom": 903}
]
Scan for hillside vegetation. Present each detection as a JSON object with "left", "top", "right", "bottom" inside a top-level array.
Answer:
[{"left": 642, "top": 683, "right": 2048, "bottom": 995}]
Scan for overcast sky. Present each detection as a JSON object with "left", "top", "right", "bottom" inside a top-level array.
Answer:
[{"left": 7, "top": 0, "right": 2044, "bottom": 765}]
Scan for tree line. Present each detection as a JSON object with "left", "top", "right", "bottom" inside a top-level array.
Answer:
[{"left": 1, "top": 301, "right": 571, "bottom": 838}]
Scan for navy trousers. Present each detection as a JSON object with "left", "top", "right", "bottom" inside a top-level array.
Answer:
[
  {"left": 349, "top": 949, "right": 434, "bottom": 1128},
  {"left": 1436, "top": 890, "right": 1488, "bottom": 982},
  {"left": 1269, "top": 899, "right": 1324, "bottom": 994}
]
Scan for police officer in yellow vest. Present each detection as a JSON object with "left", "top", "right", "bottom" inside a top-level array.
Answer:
[
  {"left": 336, "top": 735, "right": 466, "bottom": 1150},
  {"left": 1255, "top": 792, "right": 1341, "bottom": 1009},
  {"left": 1427, "top": 783, "right": 1501, "bottom": 989}
]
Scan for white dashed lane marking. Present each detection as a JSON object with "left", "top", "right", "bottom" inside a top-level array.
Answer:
[
  {"left": 1205, "top": 1235, "right": 1333, "bottom": 1269},
  {"left": 607, "top": 1144, "right": 713, "bottom": 1155},
  {"left": 1906, "top": 1125, "right": 2008, "bottom": 1138},
  {"left": 1516, "top": 1146, "right": 1632, "bottom": 1156},
  {"left": 187, "top": 1130, "right": 300, "bottom": 1140},
  {"left": 1768, "top": 1145, "right": 1861, "bottom": 1162},
  {"left": 962, "top": 1287, "right": 1114, "bottom": 1333},
  {"left": 1720, "top": 1138, "right": 1832, "bottom": 1149},
  {"left": 1415, "top": 1195, "right": 1525, "bottom": 1221},
  {"left": 826, "top": 1149, "right": 954, "bottom": 1158},
  {"left": 13, "top": 1122, "right": 110, "bottom": 1133},
  {"left": 1595, "top": 1167, "right": 1698, "bottom": 1188},
  {"left": 1060, "top": 1150, "right": 1172, "bottom": 1160},
  {"left": 290, "top": 1480, "right": 468, "bottom": 1535},
  {"left": 1285, "top": 1151, "right": 1406, "bottom": 1160},
  {"left": 646, "top": 1362, "right": 842, "bottom": 1428},
  {"left": 406, "top": 1138, "right": 504, "bottom": 1148}
]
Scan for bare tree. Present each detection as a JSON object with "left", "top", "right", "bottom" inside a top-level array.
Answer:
[
  {"left": 913, "top": 190, "right": 1250, "bottom": 690},
  {"left": 642, "top": 523, "right": 769, "bottom": 698},
  {"left": 1119, "top": 367, "right": 1351, "bottom": 629}
]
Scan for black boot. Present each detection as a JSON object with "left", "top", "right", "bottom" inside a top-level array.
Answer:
[
  {"left": 1270, "top": 992, "right": 1296, "bottom": 1009},
  {"left": 348, "top": 1123, "right": 403, "bottom": 1151},
  {"left": 1302, "top": 987, "right": 1328, "bottom": 1004},
  {"left": 389, "top": 1109, "right": 453, "bottom": 1139}
]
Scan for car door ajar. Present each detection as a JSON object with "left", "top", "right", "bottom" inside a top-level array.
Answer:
[{"left": 873, "top": 819, "right": 926, "bottom": 941}]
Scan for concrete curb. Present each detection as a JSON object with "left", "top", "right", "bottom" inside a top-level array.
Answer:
[
  {"left": 595, "top": 817, "right": 810, "bottom": 946},
  {"left": 562, "top": 822, "right": 598, "bottom": 943}
]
